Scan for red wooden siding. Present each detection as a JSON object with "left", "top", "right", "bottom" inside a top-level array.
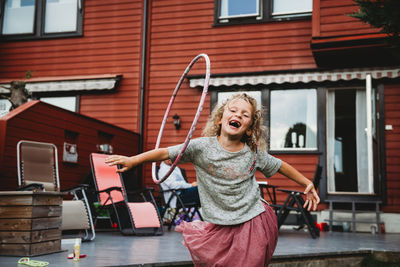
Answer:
[
  {"left": 0, "top": 0, "right": 144, "bottom": 132},
  {"left": 142, "top": 0, "right": 318, "bottom": 186},
  {"left": 384, "top": 84, "right": 400, "bottom": 213},
  {"left": 318, "top": 0, "right": 380, "bottom": 37},
  {"left": 0, "top": 0, "right": 397, "bottom": 215},
  {"left": 0, "top": 101, "right": 140, "bottom": 191}
]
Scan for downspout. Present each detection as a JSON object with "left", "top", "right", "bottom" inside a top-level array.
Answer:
[{"left": 138, "top": 0, "right": 149, "bottom": 179}]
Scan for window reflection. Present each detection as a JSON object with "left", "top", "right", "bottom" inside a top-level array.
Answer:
[
  {"left": 40, "top": 96, "right": 77, "bottom": 112},
  {"left": 270, "top": 89, "right": 317, "bottom": 150},
  {"left": 45, "top": 0, "right": 78, "bottom": 33},
  {"left": 217, "top": 91, "right": 261, "bottom": 108},
  {"left": 272, "top": 0, "right": 312, "bottom": 16},
  {"left": 3, "top": 0, "right": 36, "bottom": 35},
  {"left": 220, "top": 0, "right": 259, "bottom": 18}
]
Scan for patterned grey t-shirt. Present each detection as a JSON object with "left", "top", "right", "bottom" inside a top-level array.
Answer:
[{"left": 168, "top": 136, "right": 282, "bottom": 225}]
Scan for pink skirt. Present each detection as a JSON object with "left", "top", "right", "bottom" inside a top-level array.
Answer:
[{"left": 175, "top": 202, "right": 278, "bottom": 267}]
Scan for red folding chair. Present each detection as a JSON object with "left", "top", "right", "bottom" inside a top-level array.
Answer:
[{"left": 90, "top": 153, "right": 163, "bottom": 235}]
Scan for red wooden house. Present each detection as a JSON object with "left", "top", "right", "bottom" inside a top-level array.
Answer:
[
  {"left": 0, "top": 100, "right": 141, "bottom": 191},
  {"left": 0, "top": 0, "right": 399, "bottom": 232}
]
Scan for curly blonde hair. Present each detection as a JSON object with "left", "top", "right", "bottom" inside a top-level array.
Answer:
[{"left": 202, "top": 93, "right": 267, "bottom": 152}]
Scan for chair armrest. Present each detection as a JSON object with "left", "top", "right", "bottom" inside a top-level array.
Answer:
[
  {"left": 62, "top": 184, "right": 90, "bottom": 193},
  {"left": 159, "top": 188, "right": 181, "bottom": 193},
  {"left": 159, "top": 188, "right": 184, "bottom": 196},
  {"left": 16, "top": 183, "right": 44, "bottom": 191},
  {"left": 277, "top": 188, "right": 304, "bottom": 195},
  {"left": 97, "top": 186, "right": 123, "bottom": 194},
  {"left": 269, "top": 203, "right": 285, "bottom": 209},
  {"left": 258, "top": 183, "right": 279, "bottom": 190},
  {"left": 127, "top": 187, "right": 156, "bottom": 196}
]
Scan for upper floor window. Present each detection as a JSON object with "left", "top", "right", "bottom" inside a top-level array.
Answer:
[
  {"left": 215, "top": 0, "right": 312, "bottom": 25},
  {"left": 272, "top": 0, "right": 312, "bottom": 18},
  {"left": 219, "top": 0, "right": 260, "bottom": 19},
  {"left": 0, "top": 0, "right": 83, "bottom": 40}
]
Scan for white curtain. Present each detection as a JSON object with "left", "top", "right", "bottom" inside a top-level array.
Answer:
[
  {"left": 327, "top": 91, "right": 336, "bottom": 192},
  {"left": 220, "top": 0, "right": 228, "bottom": 17},
  {"left": 273, "top": 0, "right": 312, "bottom": 14},
  {"left": 305, "top": 90, "right": 317, "bottom": 148},
  {"left": 356, "top": 90, "right": 373, "bottom": 193}
]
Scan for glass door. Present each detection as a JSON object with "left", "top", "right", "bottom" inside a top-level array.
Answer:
[{"left": 327, "top": 79, "right": 376, "bottom": 194}]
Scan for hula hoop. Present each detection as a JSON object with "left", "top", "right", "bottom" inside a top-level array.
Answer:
[{"left": 151, "top": 53, "right": 210, "bottom": 184}]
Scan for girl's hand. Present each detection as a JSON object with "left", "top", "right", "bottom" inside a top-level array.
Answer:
[
  {"left": 303, "top": 183, "right": 320, "bottom": 211},
  {"left": 105, "top": 148, "right": 169, "bottom": 173},
  {"left": 105, "top": 155, "right": 137, "bottom": 173}
]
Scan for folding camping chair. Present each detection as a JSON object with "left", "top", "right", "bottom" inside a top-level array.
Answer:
[
  {"left": 274, "top": 164, "right": 323, "bottom": 239},
  {"left": 17, "top": 140, "right": 95, "bottom": 241},
  {"left": 156, "top": 165, "right": 203, "bottom": 231},
  {"left": 90, "top": 153, "right": 164, "bottom": 236},
  {"left": 257, "top": 181, "right": 279, "bottom": 215}
]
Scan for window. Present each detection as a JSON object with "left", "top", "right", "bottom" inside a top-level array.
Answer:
[
  {"left": 215, "top": 0, "right": 312, "bottom": 25},
  {"left": 219, "top": 0, "right": 260, "bottom": 19},
  {"left": 270, "top": 89, "right": 317, "bottom": 151},
  {"left": 1, "top": 0, "right": 83, "bottom": 40},
  {"left": 212, "top": 89, "right": 317, "bottom": 152},
  {"left": 0, "top": 99, "right": 12, "bottom": 117},
  {"left": 217, "top": 91, "right": 261, "bottom": 107},
  {"left": 326, "top": 89, "right": 375, "bottom": 194},
  {"left": 0, "top": 96, "right": 78, "bottom": 116},
  {"left": 272, "top": 0, "right": 312, "bottom": 18},
  {"left": 40, "top": 96, "right": 78, "bottom": 112}
]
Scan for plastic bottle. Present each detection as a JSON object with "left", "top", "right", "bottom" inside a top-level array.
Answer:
[{"left": 73, "top": 238, "right": 81, "bottom": 261}]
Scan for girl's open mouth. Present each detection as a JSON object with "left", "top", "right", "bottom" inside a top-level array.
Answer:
[{"left": 229, "top": 120, "right": 241, "bottom": 128}]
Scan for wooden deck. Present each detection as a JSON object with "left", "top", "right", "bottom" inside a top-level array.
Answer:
[{"left": 1, "top": 227, "right": 399, "bottom": 266}]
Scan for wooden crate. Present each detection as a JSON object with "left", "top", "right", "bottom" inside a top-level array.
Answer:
[{"left": 0, "top": 191, "right": 63, "bottom": 256}]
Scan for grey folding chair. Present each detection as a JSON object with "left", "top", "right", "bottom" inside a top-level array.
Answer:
[
  {"left": 17, "top": 140, "right": 95, "bottom": 241},
  {"left": 156, "top": 165, "right": 203, "bottom": 231}
]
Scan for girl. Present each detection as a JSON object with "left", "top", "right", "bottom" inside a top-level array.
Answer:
[{"left": 105, "top": 93, "right": 320, "bottom": 266}]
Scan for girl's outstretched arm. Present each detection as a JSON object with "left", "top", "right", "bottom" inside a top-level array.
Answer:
[
  {"left": 105, "top": 148, "right": 169, "bottom": 173},
  {"left": 278, "top": 161, "right": 320, "bottom": 211}
]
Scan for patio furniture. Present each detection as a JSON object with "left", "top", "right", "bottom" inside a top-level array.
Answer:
[
  {"left": 17, "top": 140, "right": 95, "bottom": 241},
  {"left": 156, "top": 165, "right": 203, "bottom": 231},
  {"left": 257, "top": 181, "right": 279, "bottom": 215},
  {"left": 90, "top": 153, "right": 164, "bottom": 235},
  {"left": 275, "top": 164, "right": 323, "bottom": 239},
  {"left": 325, "top": 199, "right": 382, "bottom": 234}
]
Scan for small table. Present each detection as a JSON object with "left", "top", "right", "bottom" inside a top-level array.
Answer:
[{"left": 0, "top": 191, "right": 63, "bottom": 256}]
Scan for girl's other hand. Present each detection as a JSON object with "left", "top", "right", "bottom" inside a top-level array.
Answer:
[
  {"left": 105, "top": 155, "right": 135, "bottom": 173},
  {"left": 303, "top": 183, "right": 320, "bottom": 211}
]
